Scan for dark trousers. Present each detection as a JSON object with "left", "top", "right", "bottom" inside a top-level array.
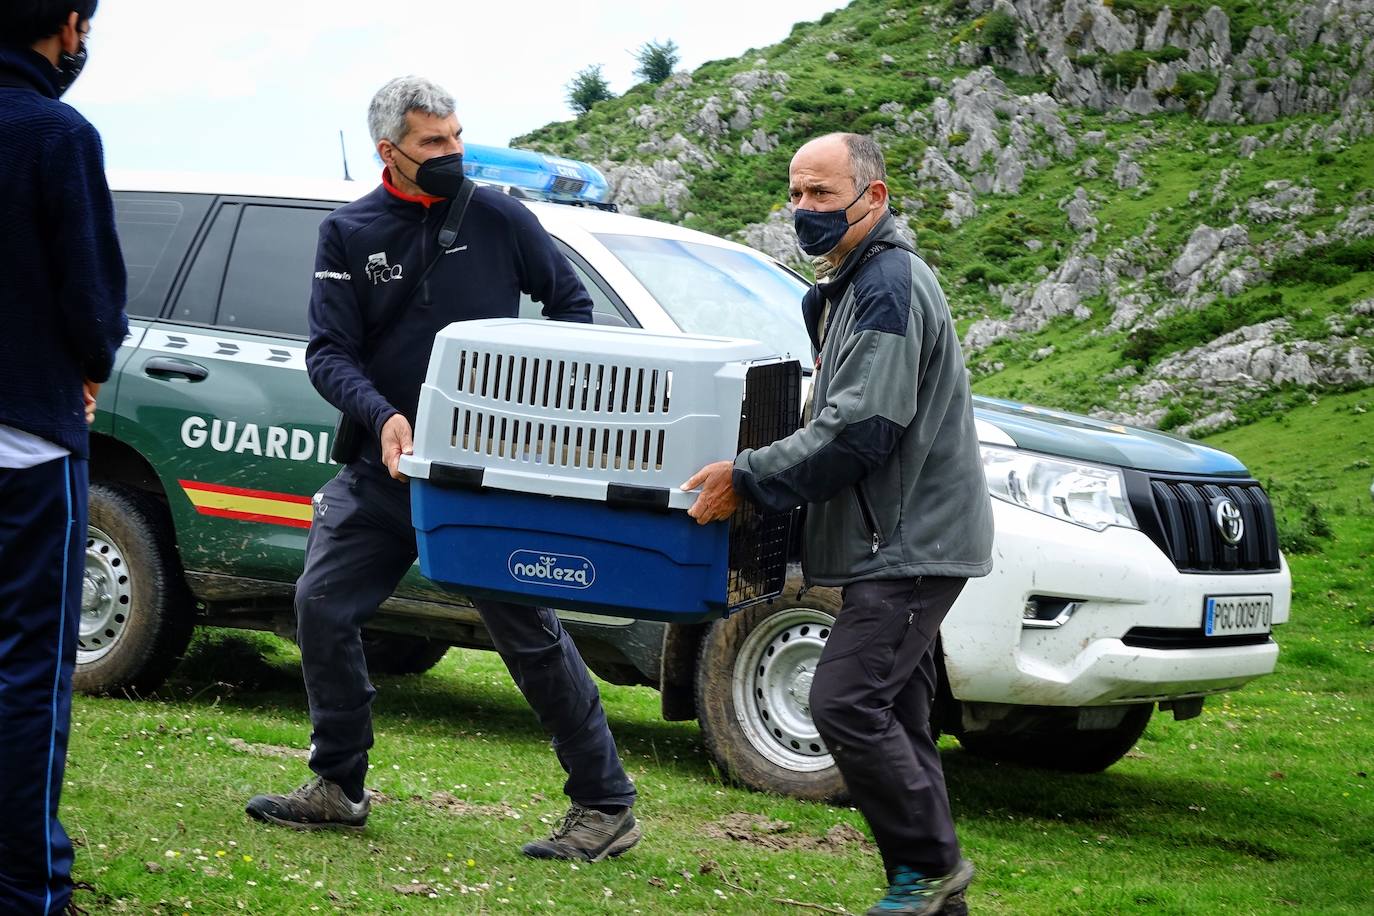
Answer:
[
  {"left": 0, "top": 457, "right": 87, "bottom": 915},
  {"left": 810, "top": 576, "right": 966, "bottom": 878},
  {"left": 295, "top": 462, "right": 635, "bottom": 807}
]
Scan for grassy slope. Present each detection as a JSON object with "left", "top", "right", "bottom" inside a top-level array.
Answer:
[
  {"left": 520, "top": 0, "right": 1374, "bottom": 428},
  {"left": 63, "top": 391, "right": 1373, "bottom": 913}
]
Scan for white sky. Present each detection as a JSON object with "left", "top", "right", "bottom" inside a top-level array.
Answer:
[{"left": 68, "top": 0, "right": 844, "bottom": 180}]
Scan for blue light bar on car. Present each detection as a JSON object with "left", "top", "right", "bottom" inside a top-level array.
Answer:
[{"left": 463, "top": 143, "right": 611, "bottom": 204}]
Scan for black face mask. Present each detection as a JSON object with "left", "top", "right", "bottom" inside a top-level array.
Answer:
[
  {"left": 792, "top": 184, "right": 871, "bottom": 257},
  {"left": 54, "top": 40, "right": 87, "bottom": 97},
  {"left": 394, "top": 147, "right": 467, "bottom": 198}
]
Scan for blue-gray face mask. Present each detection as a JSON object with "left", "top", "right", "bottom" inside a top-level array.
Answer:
[{"left": 792, "top": 184, "right": 871, "bottom": 256}]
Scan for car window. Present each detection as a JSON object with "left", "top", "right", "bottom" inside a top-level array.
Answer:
[
  {"left": 594, "top": 233, "right": 812, "bottom": 364},
  {"left": 217, "top": 205, "right": 330, "bottom": 338},
  {"left": 519, "top": 241, "right": 635, "bottom": 326},
  {"left": 171, "top": 203, "right": 239, "bottom": 325},
  {"left": 112, "top": 192, "right": 212, "bottom": 318}
]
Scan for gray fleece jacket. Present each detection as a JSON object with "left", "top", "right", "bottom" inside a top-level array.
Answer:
[{"left": 732, "top": 213, "right": 994, "bottom": 586}]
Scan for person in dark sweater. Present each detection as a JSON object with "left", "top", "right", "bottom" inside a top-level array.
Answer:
[
  {"left": 246, "top": 76, "right": 641, "bottom": 863},
  {"left": 0, "top": 2, "right": 127, "bottom": 913}
]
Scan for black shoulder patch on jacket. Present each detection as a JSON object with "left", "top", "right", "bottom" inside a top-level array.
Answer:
[
  {"left": 850, "top": 247, "right": 912, "bottom": 337},
  {"left": 736, "top": 414, "right": 905, "bottom": 512}
]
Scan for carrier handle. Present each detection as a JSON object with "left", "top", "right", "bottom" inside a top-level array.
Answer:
[
  {"left": 429, "top": 463, "right": 486, "bottom": 490},
  {"left": 606, "top": 483, "right": 671, "bottom": 512}
]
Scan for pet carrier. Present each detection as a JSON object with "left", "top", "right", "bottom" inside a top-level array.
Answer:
[{"left": 398, "top": 318, "right": 800, "bottom": 622}]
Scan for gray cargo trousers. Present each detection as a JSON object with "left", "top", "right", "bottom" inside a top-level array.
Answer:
[
  {"left": 294, "top": 461, "right": 636, "bottom": 808},
  {"left": 810, "top": 575, "right": 967, "bottom": 878}
]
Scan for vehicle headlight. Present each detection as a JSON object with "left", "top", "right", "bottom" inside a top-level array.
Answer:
[{"left": 980, "top": 445, "right": 1137, "bottom": 531}]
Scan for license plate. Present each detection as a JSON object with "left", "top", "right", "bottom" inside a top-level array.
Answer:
[{"left": 1203, "top": 595, "right": 1273, "bottom": 637}]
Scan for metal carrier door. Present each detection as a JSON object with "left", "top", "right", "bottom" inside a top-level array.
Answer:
[{"left": 727, "top": 360, "right": 802, "bottom": 609}]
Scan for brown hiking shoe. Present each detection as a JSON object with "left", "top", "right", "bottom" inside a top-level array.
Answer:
[
  {"left": 521, "top": 804, "right": 641, "bottom": 862},
  {"left": 245, "top": 776, "right": 369, "bottom": 831}
]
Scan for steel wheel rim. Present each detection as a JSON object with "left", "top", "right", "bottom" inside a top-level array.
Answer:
[
  {"left": 731, "top": 606, "right": 835, "bottom": 773},
  {"left": 79, "top": 526, "right": 132, "bottom": 663}
]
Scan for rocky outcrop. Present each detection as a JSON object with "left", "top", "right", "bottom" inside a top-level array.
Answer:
[
  {"left": 1097, "top": 316, "right": 1374, "bottom": 433},
  {"left": 959, "top": 0, "right": 1374, "bottom": 125}
]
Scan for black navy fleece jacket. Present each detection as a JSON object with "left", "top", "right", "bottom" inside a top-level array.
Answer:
[
  {"left": 305, "top": 173, "right": 593, "bottom": 466},
  {"left": 0, "top": 46, "right": 128, "bottom": 458}
]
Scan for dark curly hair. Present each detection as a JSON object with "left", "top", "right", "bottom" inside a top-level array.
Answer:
[{"left": 0, "top": 1, "right": 99, "bottom": 48}]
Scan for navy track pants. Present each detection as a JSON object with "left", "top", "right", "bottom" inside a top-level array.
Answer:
[{"left": 0, "top": 457, "right": 87, "bottom": 915}]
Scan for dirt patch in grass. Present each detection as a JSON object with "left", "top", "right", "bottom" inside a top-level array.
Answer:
[
  {"left": 225, "top": 737, "right": 308, "bottom": 760},
  {"left": 704, "top": 813, "right": 873, "bottom": 852},
  {"left": 419, "top": 791, "right": 521, "bottom": 819}
]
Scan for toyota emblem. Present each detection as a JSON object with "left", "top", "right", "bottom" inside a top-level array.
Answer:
[{"left": 1213, "top": 499, "right": 1244, "bottom": 545}]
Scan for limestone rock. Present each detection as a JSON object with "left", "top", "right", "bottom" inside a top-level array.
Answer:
[
  {"left": 1063, "top": 187, "right": 1098, "bottom": 231},
  {"left": 1114, "top": 152, "right": 1143, "bottom": 189}
]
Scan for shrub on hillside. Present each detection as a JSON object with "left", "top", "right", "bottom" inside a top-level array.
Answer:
[
  {"left": 1271, "top": 240, "right": 1374, "bottom": 286},
  {"left": 1158, "top": 404, "right": 1191, "bottom": 431},
  {"left": 963, "top": 263, "right": 1011, "bottom": 286},
  {"left": 565, "top": 65, "right": 613, "bottom": 115},
  {"left": 1122, "top": 290, "right": 1287, "bottom": 365},
  {"left": 632, "top": 40, "right": 680, "bottom": 85},
  {"left": 1271, "top": 484, "right": 1335, "bottom": 554},
  {"left": 979, "top": 10, "right": 1019, "bottom": 53}
]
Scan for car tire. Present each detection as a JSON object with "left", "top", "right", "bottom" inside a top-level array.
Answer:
[
  {"left": 695, "top": 568, "right": 847, "bottom": 802},
  {"left": 362, "top": 632, "right": 450, "bottom": 675},
  {"left": 74, "top": 482, "right": 194, "bottom": 696},
  {"left": 957, "top": 704, "right": 1154, "bottom": 773}
]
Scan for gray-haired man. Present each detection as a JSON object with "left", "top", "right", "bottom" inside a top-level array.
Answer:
[
  {"left": 245, "top": 76, "right": 640, "bottom": 862},
  {"left": 684, "top": 133, "right": 992, "bottom": 915}
]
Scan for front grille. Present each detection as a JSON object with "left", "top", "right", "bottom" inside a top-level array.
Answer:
[
  {"left": 550, "top": 176, "right": 587, "bottom": 195},
  {"left": 1125, "top": 471, "right": 1281, "bottom": 574},
  {"left": 727, "top": 361, "right": 801, "bottom": 609},
  {"left": 1123, "top": 626, "right": 1274, "bottom": 650}
]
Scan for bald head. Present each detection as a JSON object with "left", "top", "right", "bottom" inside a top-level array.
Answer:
[{"left": 792, "top": 133, "right": 886, "bottom": 196}]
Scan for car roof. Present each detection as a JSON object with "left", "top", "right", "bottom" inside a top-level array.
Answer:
[{"left": 105, "top": 170, "right": 768, "bottom": 257}]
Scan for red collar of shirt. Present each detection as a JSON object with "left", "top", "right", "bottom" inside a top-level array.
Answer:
[{"left": 381, "top": 167, "right": 444, "bottom": 208}]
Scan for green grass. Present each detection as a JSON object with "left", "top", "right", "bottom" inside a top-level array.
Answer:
[{"left": 60, "top": 391, "right": 1374, "bottom": 913}]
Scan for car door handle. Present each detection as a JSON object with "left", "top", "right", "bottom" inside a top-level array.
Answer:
[{"left": 143, "top": 357, "right": 209, "bottom": 382}]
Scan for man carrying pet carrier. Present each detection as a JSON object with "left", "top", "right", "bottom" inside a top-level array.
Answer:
[
  {"left": 684, "top": 133, "right": 993, "bottom": 915},
  {"left": 245, "top": 76, "right": 640, "bottom": 862}
]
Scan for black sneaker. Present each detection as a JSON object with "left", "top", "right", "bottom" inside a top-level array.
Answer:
[
  {"left": 245, "top": 776, "right": 369, "bottom": 831},
  {"left": 866, "top": 859, "right": 975, "bottom": 915},
  {"left": 521, "top": 804, "right": 641, "bottom": 862}
]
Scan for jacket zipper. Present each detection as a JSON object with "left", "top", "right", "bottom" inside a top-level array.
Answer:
[
  {"left": 420, "top": 208, "right": 433, "bottom": 307},
  {"left": 853, "top": 483, "right": 882, "bottom": 555}
]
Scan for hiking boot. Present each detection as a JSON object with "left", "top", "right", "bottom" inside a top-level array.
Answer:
[
  {"left": 940, "top": 890, "right": 968, "bottom": 916},
  {"left": 521, "top": 804, "right": 641, "bottom": 862},
  {"left": 866, "top": 859, "right": 975, "bottom": 915},
  {"left": 245, "top": 776, "right": 369, "bottom": 831}
]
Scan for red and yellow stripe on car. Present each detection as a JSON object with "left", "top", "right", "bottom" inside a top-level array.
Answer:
[{"left": 178, "top": 480, "right": 313, "bottom": 529}]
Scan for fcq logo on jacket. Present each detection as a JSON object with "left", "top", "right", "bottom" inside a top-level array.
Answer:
[
  {"left": 508, "top": 551, "right": 596, "bottom": 590},
  {"left": 365, "top": 251, "right": 403, "bottom": 285}
]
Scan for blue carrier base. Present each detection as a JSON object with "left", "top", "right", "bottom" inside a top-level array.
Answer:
[{"left": 411, "top": 481, "right": 732, "bottom": 623}]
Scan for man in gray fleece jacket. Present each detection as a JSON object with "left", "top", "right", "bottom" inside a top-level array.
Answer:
[{"left": 685, "top": 133, "right": 993, "bottom": 916}]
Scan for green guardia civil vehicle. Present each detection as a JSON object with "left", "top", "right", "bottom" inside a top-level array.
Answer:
[{"left": 87, "top": 157, "right": 1288, "bottom": 801}]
